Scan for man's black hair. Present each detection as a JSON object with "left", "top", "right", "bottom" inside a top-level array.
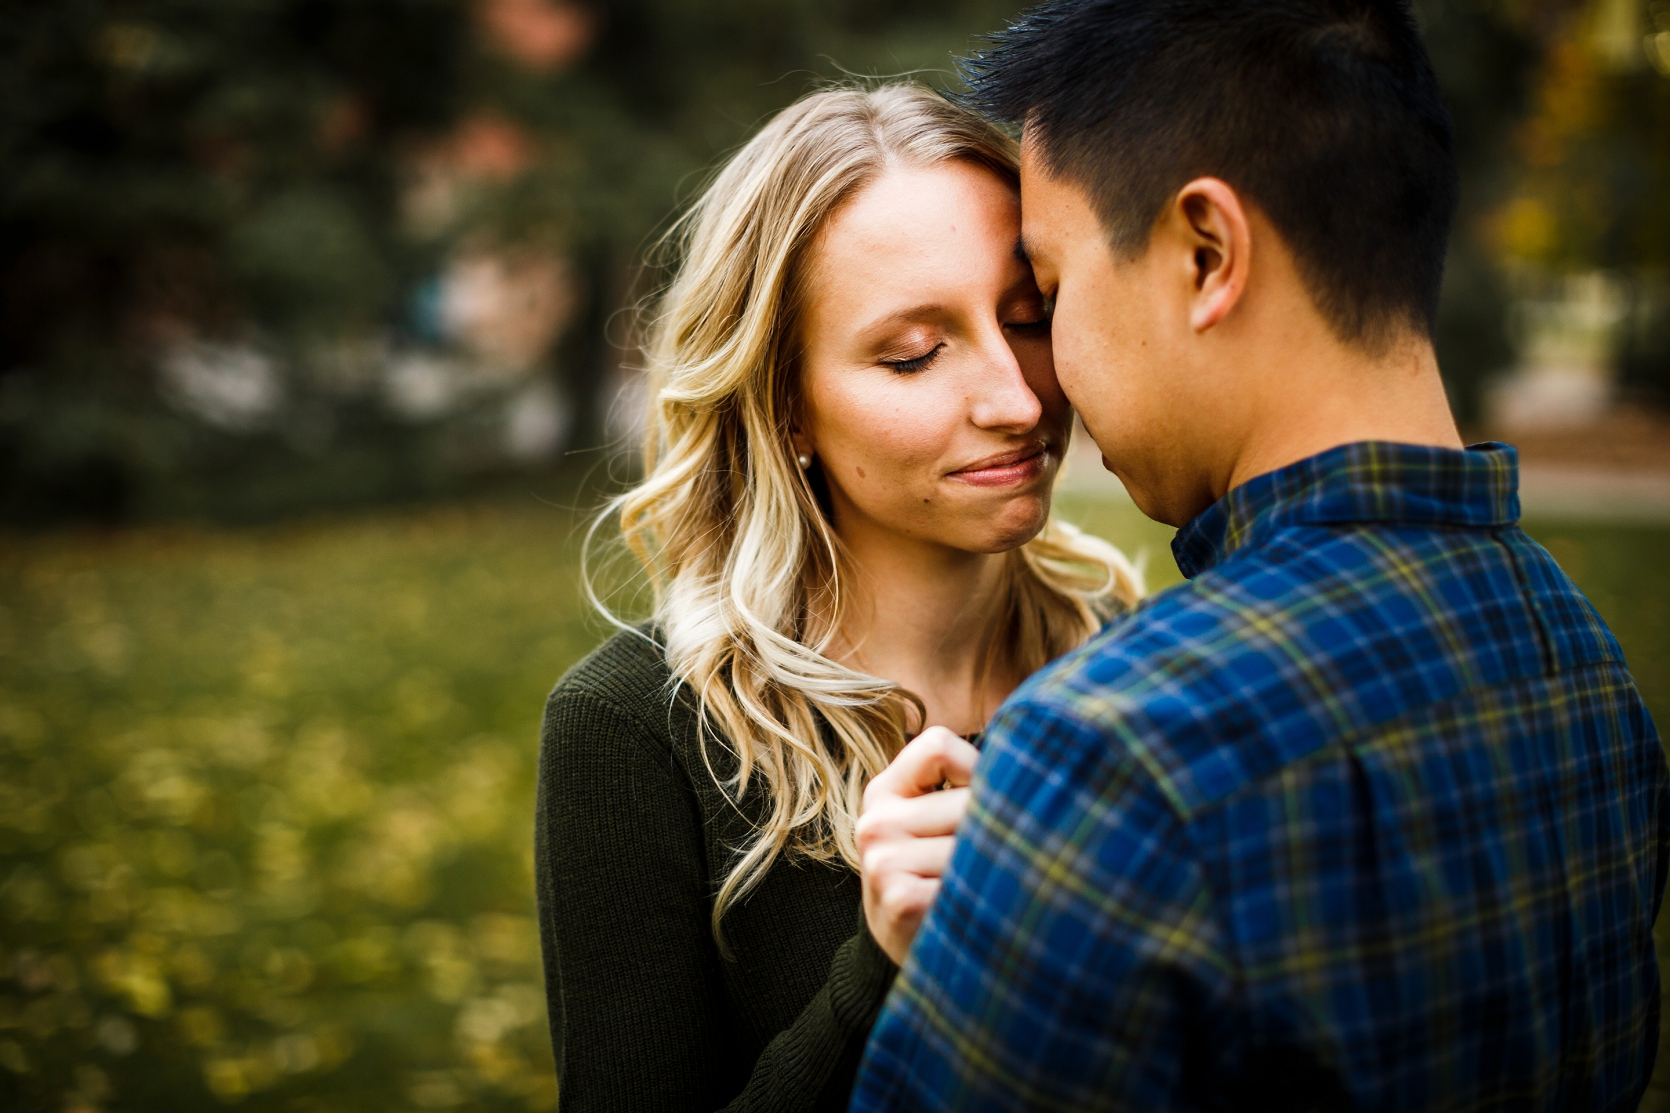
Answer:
[{"left": 961, "top": 0, "right": 1458, "bottom": 346}]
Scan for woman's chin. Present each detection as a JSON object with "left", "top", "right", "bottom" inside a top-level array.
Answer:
[{"left": 947, "top": 497, "right": 1050, "bottom": 554}]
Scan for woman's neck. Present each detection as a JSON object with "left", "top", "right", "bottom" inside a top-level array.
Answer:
[{"left": 832, "top": 523, "right": 1016, "bottom": 737}]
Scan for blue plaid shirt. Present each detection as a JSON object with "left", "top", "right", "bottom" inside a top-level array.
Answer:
[{"left": 853, "top": 441, "right": 1667, "bottom": 1112}]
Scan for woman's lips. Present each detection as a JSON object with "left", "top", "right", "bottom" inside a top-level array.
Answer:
[{"left": 948, "top": 445, "right": 1051, "bottom": 488}]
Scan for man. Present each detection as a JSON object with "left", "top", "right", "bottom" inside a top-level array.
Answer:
[{"left": 850, "top": 1, "right": 1668, "bottom": 1109}]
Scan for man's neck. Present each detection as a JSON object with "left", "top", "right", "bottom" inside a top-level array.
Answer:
[
  {"left": 831, "top": 521, "right": 1014, "bottom": 736},
  {"left": 1221, "top": 330, "right": 1462, "bottom": 500}
]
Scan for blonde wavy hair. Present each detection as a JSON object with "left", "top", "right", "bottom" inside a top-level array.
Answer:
[{"left": 592, "top": 83, "right": 1142, "bottom": 938}]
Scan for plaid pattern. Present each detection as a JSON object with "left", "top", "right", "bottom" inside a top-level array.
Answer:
[{"left": 852, "top": 441, "right": 1668, "bottom": 1112}]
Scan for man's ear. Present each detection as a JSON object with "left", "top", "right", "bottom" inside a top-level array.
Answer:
[{"left": 1172, "top": 178, "right": 1251, "bottom": 334}]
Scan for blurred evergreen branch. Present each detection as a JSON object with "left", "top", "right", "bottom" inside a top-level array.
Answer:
[
  {"left": 1485, "top": 0, "right": 1670, "bottom": 405},
  {"left": 0, "top": 0, "right": 472, "bottom": 524}
]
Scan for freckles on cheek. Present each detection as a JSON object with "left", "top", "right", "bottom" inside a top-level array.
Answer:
[{"left": 813, "top": 377, "right": 951, "bottom": 504}]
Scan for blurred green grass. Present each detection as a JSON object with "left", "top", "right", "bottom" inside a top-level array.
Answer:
[
  {"left": 0, "top": 499, "right": 602, "bottom": 1112},
  {"left": 0, "top": 493, "right": 1665, "bottom": 1111}
]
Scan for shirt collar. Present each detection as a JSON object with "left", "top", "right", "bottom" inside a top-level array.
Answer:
[{"left": 1171, "top": 441, "right": 1521, "bottom": 579}]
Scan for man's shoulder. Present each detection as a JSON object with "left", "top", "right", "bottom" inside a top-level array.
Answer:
[
  {"left": 1016, "top": 549, "right": 1307, "bottom": 716},
  {"left": 1000, "top": 522, "right": 1518, "bottom": 818},
  {"left": 998, "top": 573, "right": 1289, "bottom": 818}
]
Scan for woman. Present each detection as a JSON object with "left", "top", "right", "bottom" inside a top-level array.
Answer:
[{"left": 535, "top": 83, "right": 1141, "bottom": 1112}]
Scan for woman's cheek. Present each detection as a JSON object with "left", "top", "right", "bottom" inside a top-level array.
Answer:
[
  {"left": 846, "top": 385, "right": 954, "bottom": 463},
  {"left": 809, "top": 370, "right": 964, "bottom": 502}
]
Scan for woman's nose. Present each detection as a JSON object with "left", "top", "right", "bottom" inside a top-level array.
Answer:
[{"left": 966, "top": 333, "right": 1043, "bottom": 433}]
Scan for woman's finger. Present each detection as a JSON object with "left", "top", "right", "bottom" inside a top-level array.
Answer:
[
  {"left": 867, "top": 725, "right": 980, "bottom": 802},
  {"left": 861, "top": 834, "right": 955, "bottom": 879},
  {"left": 856, "top": 788, "right": 970, "bottom": 846},
  {"left": 871, "top": 873, "right": 941, "bottom": 955}
]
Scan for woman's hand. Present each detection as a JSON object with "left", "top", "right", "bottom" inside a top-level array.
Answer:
[{"left": 856, "top": 726, "right": 980, "bottom": 965}]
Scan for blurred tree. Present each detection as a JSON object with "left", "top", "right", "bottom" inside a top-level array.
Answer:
[
  {"left": 1488, "top": 0, "right": 1670, "bottom": 405},
  {"left": 1414, "top": 0, "right": 1563, "bottom": 425},
  {"left": 4, "top": 0, "right": 1629, "bottom": 525},
  {"left": 1495, "top": 0, "right": 1670, "bottom": 272},
  {"left": 0, "top": 0, "right": 478, "bottom": 524}
]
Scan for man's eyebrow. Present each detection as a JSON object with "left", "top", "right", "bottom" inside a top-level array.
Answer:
[{"left": 1013, "top": 236, "right": 1031, "bottom": 264}]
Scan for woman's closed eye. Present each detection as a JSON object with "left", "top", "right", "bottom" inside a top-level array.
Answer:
[{"left": 879, "top": 341, "right": 945, "bottom": 375}]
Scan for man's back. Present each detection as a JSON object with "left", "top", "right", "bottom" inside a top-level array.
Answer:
[{"left": 853, "top": 441, "right": 1667, "bottom": 1111}]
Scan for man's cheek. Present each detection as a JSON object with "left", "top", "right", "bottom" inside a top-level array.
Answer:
[{"left": 1051, "top": 333, "right": 1098, "bottom": 408}]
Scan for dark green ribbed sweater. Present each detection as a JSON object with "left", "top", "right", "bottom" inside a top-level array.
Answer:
[{"left": 534, "top": 628, "right": 899, "bottom": 1112}]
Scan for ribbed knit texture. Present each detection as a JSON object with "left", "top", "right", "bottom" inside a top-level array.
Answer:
[{"left": 535, "top": 627, "right": 899, "bottom": 1112}]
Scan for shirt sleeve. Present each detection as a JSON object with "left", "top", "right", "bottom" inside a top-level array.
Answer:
[
  {"left": 536, "top": 689, "right": 897, "bottom": 1113},
  {"left": 849, "top": 696, "right": 1237, "bottom": 1113}
]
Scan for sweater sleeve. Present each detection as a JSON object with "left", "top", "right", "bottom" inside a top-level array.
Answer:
[
  {"left": 716, "top": 907, "right": 898, "bottom": 1113},
  {"left": 535, "top": 688, "right": 897, "bottom": 1113}
]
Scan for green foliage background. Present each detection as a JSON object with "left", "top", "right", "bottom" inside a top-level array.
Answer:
[
  {"left": 0, "top": 0, "right": 476, "bottom": 523},
  {"left": 4, "top": 0, "right": 1657, "bottom": 523}
]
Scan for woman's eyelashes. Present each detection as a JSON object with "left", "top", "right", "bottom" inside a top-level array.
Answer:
[
  {"left": 874, "top": 302, "right": 1049, "bottom": 374},
  {"left": 879, "top": 341, "right": 945, "bottom": 375}
]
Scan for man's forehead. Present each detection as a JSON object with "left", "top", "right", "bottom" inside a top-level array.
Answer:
[
  {"left": 1018, "top": 131, "right": 1048, "bottom": 181},
  {"left": 1015, "top": 189, "right": 1055, "bottom": 270},
  {"left": 1015, "top": 163, "right": 1074, "bottom": 263}
]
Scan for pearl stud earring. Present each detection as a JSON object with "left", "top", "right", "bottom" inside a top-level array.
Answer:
[{"left": 796, "top": 453, "right": 812, "bottom": 469}]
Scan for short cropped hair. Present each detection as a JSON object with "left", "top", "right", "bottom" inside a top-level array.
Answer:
[{"left": 961, "top": 0, "right": 1459, "bottom": 346}]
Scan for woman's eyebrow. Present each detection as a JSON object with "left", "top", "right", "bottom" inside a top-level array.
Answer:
[{"left": 854, "top": 304, "right": 951, "bottom": 344}]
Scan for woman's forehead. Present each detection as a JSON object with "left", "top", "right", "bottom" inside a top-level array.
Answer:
[{"left": 804, "top": 163, "right": 1023, "bottom": 323}]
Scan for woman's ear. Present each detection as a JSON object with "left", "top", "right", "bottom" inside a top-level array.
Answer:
[
  {"left": 1172, "top": 177, "right": 1251, "bottom": 334},
  {"left": 789, "top": 429, "right": 814, "bottom": 465}
]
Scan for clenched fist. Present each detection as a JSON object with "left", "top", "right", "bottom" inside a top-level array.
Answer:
[{"left": 856, "top": 726, "right": 981, "bottom": 965}]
